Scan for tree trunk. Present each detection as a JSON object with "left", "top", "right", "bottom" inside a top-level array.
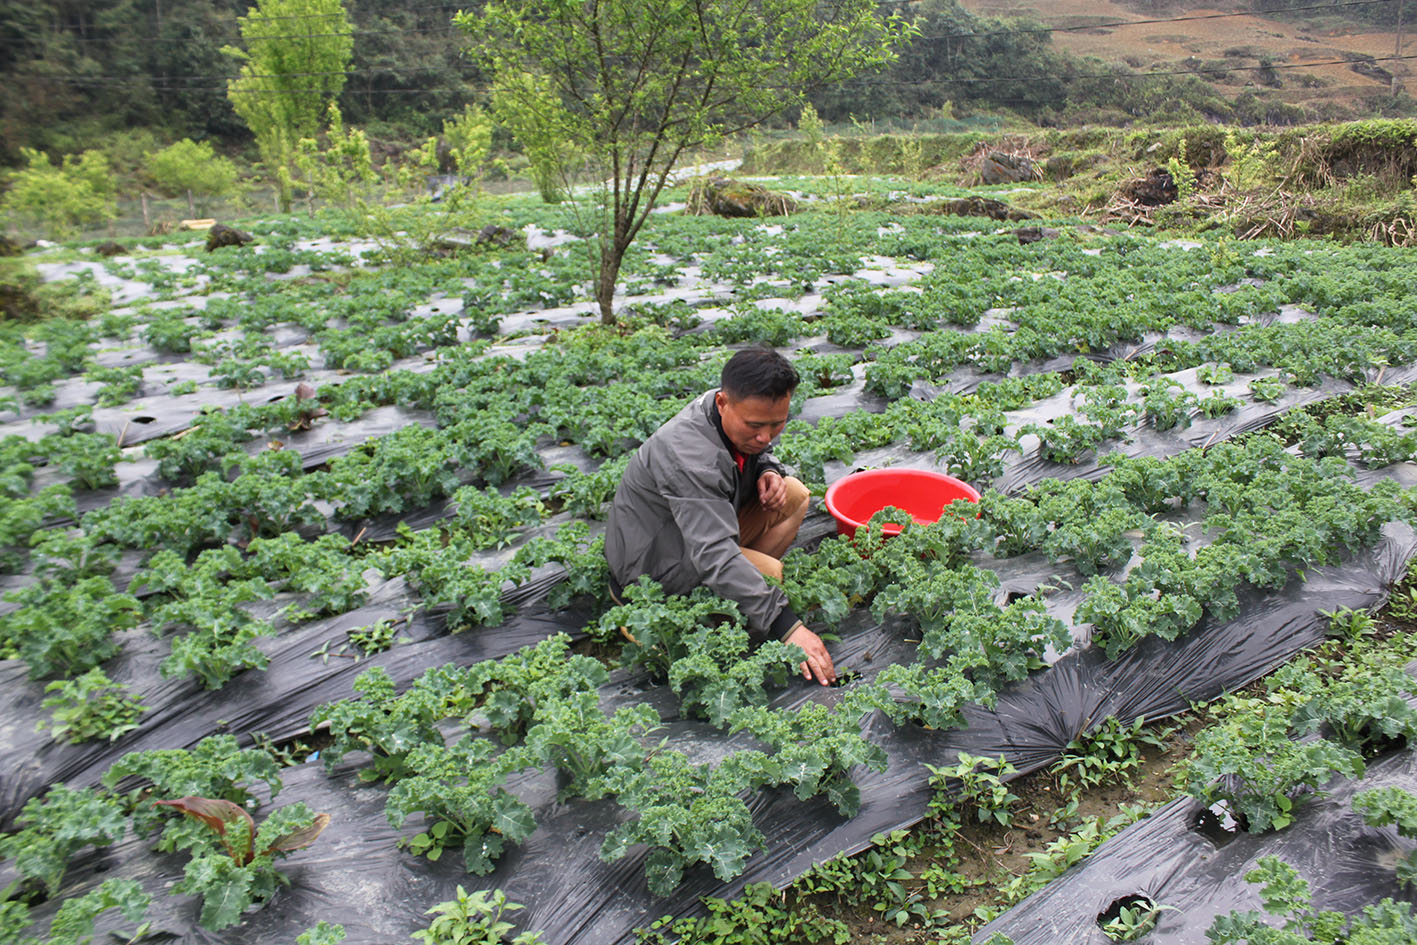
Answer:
[
  {"left": 140, "top": 191, "right": 150, "bottom": 232},
  {"left": 596, "top": 243, "right": 623, "bottom": 325},
  {"left": 186, "top": 189, "right": 195, "bottom": 217}
]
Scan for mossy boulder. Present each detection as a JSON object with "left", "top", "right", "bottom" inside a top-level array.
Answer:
[
  {"left": 895, "top": 195, "right": 1037, "bottom": 222},
  {"left": 979, "top": 151, "right": 1040, "bottom": 184},
  {"left": 689, "top": 177, "right": 798, "bottom": 217},
  {"left": 205, "top": 223, "right": 254, "bottom": 252},
  {"left": 1119, "top": 168, "right": 1179, "bottom": 206}
]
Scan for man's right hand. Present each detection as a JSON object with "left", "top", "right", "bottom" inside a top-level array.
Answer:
[{"left": 784, "top": 623, "right": 836, "bottom": 686}]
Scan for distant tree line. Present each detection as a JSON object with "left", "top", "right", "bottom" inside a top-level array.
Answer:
[
  {"left": 0, "top": 0, "right": 482, "bottom": 164},
  {"left": 2, "top": 0, "right": 1412, "bottom": 168}
]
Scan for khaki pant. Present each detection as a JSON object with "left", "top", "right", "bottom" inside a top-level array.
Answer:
[{"left": 738, "top": 475, "right": 810, "bottom": 582}]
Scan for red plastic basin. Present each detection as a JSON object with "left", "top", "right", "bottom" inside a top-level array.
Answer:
[{"left": 823, "top": 468, "right": 980, "bottom": 539}]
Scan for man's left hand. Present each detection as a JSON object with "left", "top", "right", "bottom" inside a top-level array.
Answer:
[
  {"left": 758, "top": 470, "right": 787, "bottom": 513},
  {"left": 784, "top": 623, "right": 836, "bottom": 686}
]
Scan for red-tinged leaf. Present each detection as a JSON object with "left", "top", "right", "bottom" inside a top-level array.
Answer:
[
  {"left": 263, "top": 812, "right": 331, "bottom": 854},
  {"left": 153, "top": 796, "right": 250, "bottom": 836},
  {"left": 154, "top": 796, "right": 256, "bottom": 863}
]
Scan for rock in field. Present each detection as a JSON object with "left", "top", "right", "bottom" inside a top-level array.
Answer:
[{"left": 205, "top": 223, "right": 254, "bottom": 252}]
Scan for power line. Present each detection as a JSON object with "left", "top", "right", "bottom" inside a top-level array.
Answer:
[
  {"left": 0, "top": 18, "right": 462, "bottom": 48},
  {"left": 0, "top": 0, "right": 1396, "bottom": 47},
  {"left": 9, "top": 77, "right": 482, "bottom": 95},
  {"left": 842, "top": 52, "right": 1417, "bottom": 87},
  {"left": 225, "top": 1, "right": 468, "bottom": 22},
  {"left": 13, "top": 68, "right": 471, "bottom": 84},
  {"left": 912, "top": 0, "right": 1395, "bottom": 39},
  {"left": 14, "top": 50, "right": 1415, "bottom": 93},
  {"left": 860, "top": 80, "right": 1412, "bottom": 108},
  {"left": 0, "top": 2, "right": 470, "bottom": 47}
]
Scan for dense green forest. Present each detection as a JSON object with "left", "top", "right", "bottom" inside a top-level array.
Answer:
[
  {"left": 0, "top": 0, "right": 477, "bottom": 162},
  {"left": 4, "top": 0, "right": 1414, "bottom": 168}
]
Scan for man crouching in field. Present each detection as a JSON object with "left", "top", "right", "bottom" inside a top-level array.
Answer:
[{"left": 604, "top": 347, "right": 836, "bottom": 685}]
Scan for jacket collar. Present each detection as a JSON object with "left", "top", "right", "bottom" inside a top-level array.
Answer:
[{"left": 706, "top": 390, "right": 740, "bottom": 458}]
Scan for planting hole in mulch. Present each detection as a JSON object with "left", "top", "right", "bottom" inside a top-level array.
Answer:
[
  {"left": 830, "top": 669, "right": 862, "bottom": 688},
  {"left": 1097, "top": 894, "right": 1163, "bottom": 939},
  {"left": 1359, "top": 729, "right": 1409, "bottom": 761},
  {"left": 1192, "top": 800, "right": 1247, "bottom": 845},
  {"left": 270, "top": 728, "right": 332, "bottom": 765}
]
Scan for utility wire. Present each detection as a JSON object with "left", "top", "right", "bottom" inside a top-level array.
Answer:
[
  {"left": 846, "top": 51, "right": 1417, "bottom": 87},
  {"left": 0, "top": 1, "right": 469, "bottom": 48},
  {"left": 0, "top": 20, "right": 460, "bottom": 48},
  {"left": 914, "top": 0, "right": 1397, "bottom": 39},
  {"left": 215, "top": 1, "right": 469, "bottom": 22},
  {"left": 15, "top": 50, "right": 1415, "bottom": 92},
  {"left": 0, "top": 0, "right": 1397, "bottom": 47}
]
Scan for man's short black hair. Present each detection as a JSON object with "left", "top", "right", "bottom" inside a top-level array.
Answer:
[{"left": 720, "top": 347, "right": 799, "bottom": 401}]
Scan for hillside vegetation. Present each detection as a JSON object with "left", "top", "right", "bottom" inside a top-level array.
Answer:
[{"left": 4, "top": 0, "right": 1414, "bottom": 169}]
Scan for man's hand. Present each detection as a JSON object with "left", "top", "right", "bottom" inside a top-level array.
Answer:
[
  {"left": 758, "top": 469, "right": 787, "bottom": 513},
  {"left": 784, "top": 623, "right": 836, "bottom": 686}
]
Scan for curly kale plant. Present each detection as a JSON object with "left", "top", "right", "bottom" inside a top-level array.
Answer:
[{"left": 154, "top": 796, "right": 330, "bottom": 931}]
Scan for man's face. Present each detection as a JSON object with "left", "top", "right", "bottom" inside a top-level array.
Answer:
[{"left": 716, "top": 391, "right": 791, "bottom": 455}]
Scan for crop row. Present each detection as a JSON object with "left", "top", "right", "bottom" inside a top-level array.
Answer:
[
  {"left": 7, "top": 424, "right": 1415, "bottom": 919},
  {"left": 7, "top": 210, "right": 1417, "bottom": 940},
  {"left": 6, "top": 311, "right": 1417, "bottom": 696},
  {"left": 7, "top": 217, "right": 1417, "bottom": 419},
  {"left": 1, "top": 733, "right": 325, "bottom": 938}
]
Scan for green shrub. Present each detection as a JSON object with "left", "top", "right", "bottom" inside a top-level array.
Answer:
[{"left": 0, "top": 149, "right": 116, "bottom": 240}]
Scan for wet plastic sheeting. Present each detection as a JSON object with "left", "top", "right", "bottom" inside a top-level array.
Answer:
[
  {"left": 0, "top": 577, "right": 597, "bottom": 828},
  {"left": 552, "top": 523, "right": 1417, "bottom": 939},
  {"left": 12, "top": 248, "right": 1417, "bottom": 941},
  {"left": 991, "top": 362, "right": 1417, "bottom": 496},
  {"left": 5, "top": 399, "right": 1416, "bottom": 941},
  {"left": 973, "top": 734, "right": 1417, "bottom": 944},
  {"left": 276, "top": 405, "right": 440, "bottom": 470},
  {"left": 21, "top": 518, "right": 1417, "bottom": 945},
  {"left": 797, "top": 350, "right": 1417, "bottom": 497},
  {"left": 11, "top": 761, "right": 433, "bottom": 945},
  {"left": 7, "top": 407, "right": 1417, "bottom": 939},
  {"left": 92, "top": 381, "right": 435, "bottom": 453}
]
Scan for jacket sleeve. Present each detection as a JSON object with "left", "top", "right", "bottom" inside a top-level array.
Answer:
[
  {"left": 756, "top": 450, "right": 787, "bottom": 480},
  {"left": 661, "top": 462, "right": 798, "bottom": 641}
]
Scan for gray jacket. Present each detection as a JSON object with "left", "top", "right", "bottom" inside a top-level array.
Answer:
[{"left": 604, "top": 390, "right": 801, "bottom": 641}]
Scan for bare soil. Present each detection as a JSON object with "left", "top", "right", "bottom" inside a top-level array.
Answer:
[
  {"left": 826, "top": 715, "right": 1203, "bottom": 943},
  {"left": 958, "top": 0, "right": 1411, "bottom": 110}
]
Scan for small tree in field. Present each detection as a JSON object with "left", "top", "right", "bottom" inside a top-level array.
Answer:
[
  {"left": 459, "top": 0, "right": 912, "bottom": 324},
  {"left": 352, "top": 106, "right": 495, "bottom": 263},
  {"left": 1, "top": 148, "right": 116, "bottom": 240},
  {"left": 295, "top": 104, "right": 377, "bottom": 211},
  {"left": 437, "top": 105, "right": 495, "bottom": 186},
  {"left": 492, "top": 72, "right": 576, "bottom": 204},
  {"left": 224, "top": 0, "right": 353, "bottom": 212},
  {"left": 146, "top": 139, "right": 240, "bottom": 216}
]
